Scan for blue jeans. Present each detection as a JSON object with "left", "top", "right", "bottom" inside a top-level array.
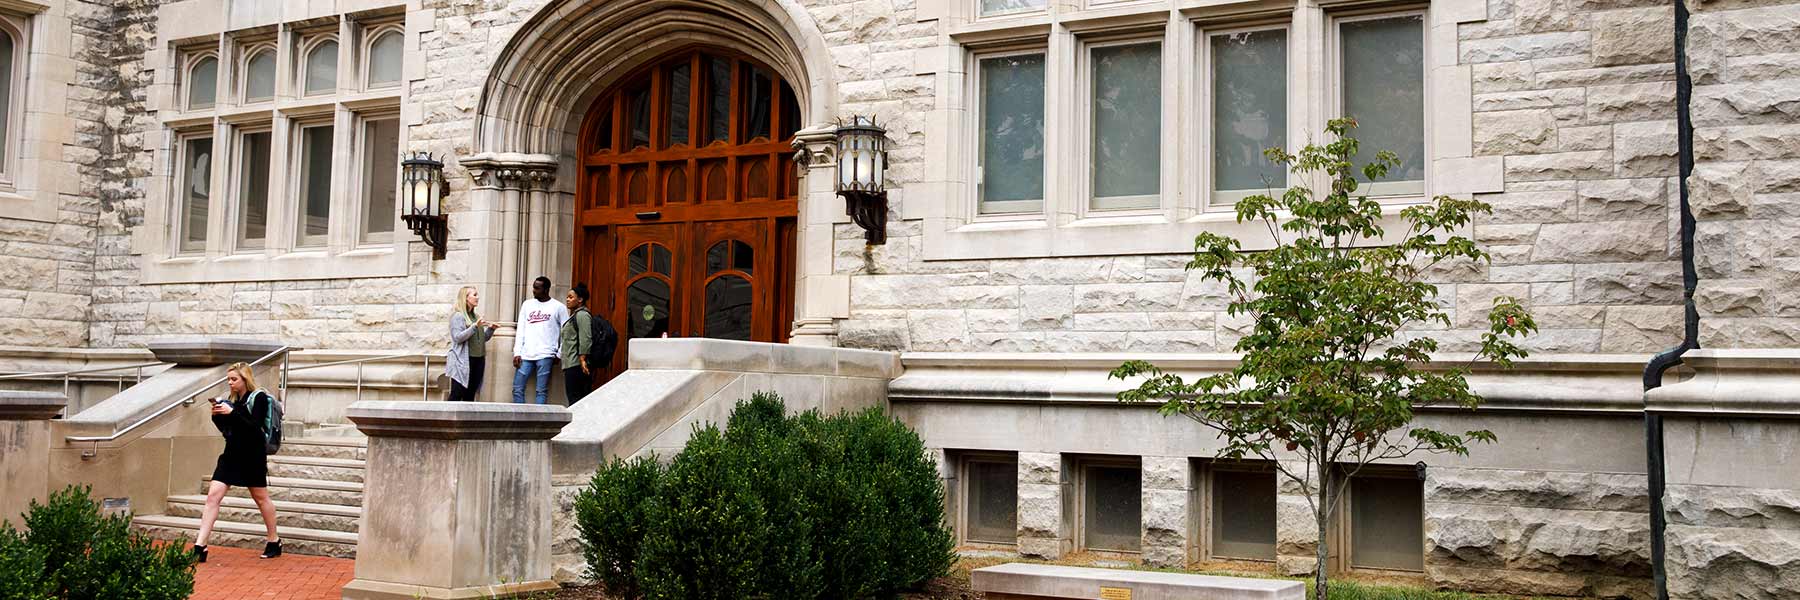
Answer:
[{"left": 511, "top": 357, "right": 555, "bottom": 404}]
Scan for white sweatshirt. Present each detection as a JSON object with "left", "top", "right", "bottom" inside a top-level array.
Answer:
[{"left": 513, "top": 298, "right": 569, "bottom": 360}]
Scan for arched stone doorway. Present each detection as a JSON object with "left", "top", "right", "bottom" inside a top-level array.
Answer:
[
  {"left": 576, "top": 49, "right": 802, "bottom": 377},
  {"left": 466, "top": 0, "right": 848, "bottom": 394}
]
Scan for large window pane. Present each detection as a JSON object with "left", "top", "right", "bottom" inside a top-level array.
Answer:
[
  {"left": 1090, "top": 42, "right": 1161, "bottom": 210},
  {"left": 1341, "top": 16, "right": 1425, "bottom": 189},
  {"left": 1083, "top": 464, "right": 1141, "bottom": 552},
  {"left": 739, "top": 64, "right": 772, "bottom": 142},
  {"left": 180, "top": 137, "right": 213, "bottom": 252},
  {"left": 245, "top": 51, "right": 276, "bottom": 101},
  {"left": 966, "top": 458, "right": 1018, "bottom": 544},
  {"left": 979, "top": 53, "right": 1045, "bottom": 214},
  {"left": 368, "top": 32, "right": 402, "bottom": 88},
  {"left": 362, "top": 119, "right": 399, "bottom": 242},
  {"left": 1, "top": 33, "right": 13, "bottom": 167},
  {"left": 666, "top": 63, "right": 691, "bottom": 147},
  {"left": 1211, "top": 470, "right": 1277, "bottom": 560},
  {"left": 1212, "top": 30, "right": 1288, "bottom": 197},
  {"left": 236, "top": 132, "right": 271, "bottom": 248},
  {"left": 703, "top": 56, "right": 730, "bottom": 145},
  {"left": 298, "top": 125, "right": 334, "bottom": 244},
  {"left": 980, "top": 0, "right": 1045, "bottom": 16},
  {"left": 305, "top": 41, "right": 338, "bottom": 95},
  {"left": 188, "top": 57, "right": 218, "bottom": 110},
  {"left": 1350, "top": 476, "right": 1424, "bottom": 571}
]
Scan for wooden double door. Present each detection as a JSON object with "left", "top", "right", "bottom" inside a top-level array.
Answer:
[{"left": 574, "top": 47, "right": 802, "bottom": 380}]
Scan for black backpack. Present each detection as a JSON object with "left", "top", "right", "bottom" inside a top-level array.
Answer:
[
  {"left": 582, "top": 308, "right": 619, "bottom": 370},
  {"left": 251, "top": 389, "right": 283, "bottom": 455}
]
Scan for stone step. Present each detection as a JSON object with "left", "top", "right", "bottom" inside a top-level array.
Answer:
[
  {"left": 163, "top": 495, "right": 362, "bottom": 534},
  {"left": 267, "top": 455, "right": 365, "bottom": 483},
  {"left": 276, "top": 438, "right": 367, "bottom": 461},
  {"left": 132, "top": 514, "right": 357, "bottom": 558},
  {"left": 203, "top": 476, "right": 364, "bottom": 507}
]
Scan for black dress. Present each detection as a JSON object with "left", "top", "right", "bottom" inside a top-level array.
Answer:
[{"left": 210, "top": 390, "right": 271, "bottom": 488}]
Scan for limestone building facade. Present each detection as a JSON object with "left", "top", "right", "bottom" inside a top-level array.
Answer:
[{"left": 0, "top": 0, "right": 1797, "bottom": 597}]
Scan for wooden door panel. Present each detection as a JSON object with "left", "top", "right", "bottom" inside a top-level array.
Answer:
[{"left": 692, "top": 219, "right": 768, "bottom": 341}]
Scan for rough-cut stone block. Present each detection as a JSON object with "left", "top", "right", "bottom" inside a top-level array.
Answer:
[
  {"left": 1577, "top": 178, "right": 1666, "bottom": 220},
  {"left": 1142, "top": 456, "right": 1189, "bottom": 491},
  {"left": 1592, "top": 6, "right": 1675, "bottom": 66},
  {"left": 1019, "top": 451, "right": 1061, "bottom": 486},
  {"left": 1613, "top": 120, "right": 1678, "bottom": 177},
  {"left": 1506, "top": 151, "right": 1613, "bottom": 181},
  {"left": 1587, "top": 81, "right": 1677, "bottom": 123},
  {"left": 1455, "top": 283, "right": 1532, "bottom": 328},
  {"left": 1601, "top": 305, "right": 1683, "bottom": 352},
  {"left": 1474, "top": 109, "right": 1558, "bottom": 155},
  {"left": 1691, "top": 162, "right": 1755, "bottom": 218},
  {"left": 1532, "top": 220, "right": 1666, "bottom": 263},
  {"left": 1666, "top": 525, "right": 1800, "bottom": 600},
  {"left": 1575, "top": 262, "right": 1684, "bottom": 304}
]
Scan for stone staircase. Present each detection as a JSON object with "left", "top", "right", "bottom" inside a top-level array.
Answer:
[{"left": 133, "top": 436, "right": 366, "bottom": 558}]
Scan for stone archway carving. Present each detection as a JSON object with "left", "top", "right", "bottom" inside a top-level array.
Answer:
[{"left": 467, "top": 0, "right": 848, "bottom": 356}]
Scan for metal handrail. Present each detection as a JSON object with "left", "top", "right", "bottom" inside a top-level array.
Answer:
[
  {"left": 286, "top": 352, "right": 438, "bottom": 402},
  {"left": 66, "top": 346, "right": 292, "bottom": 459},
  {"left": 0, "top": 361, "right": 167, "bottom": 401}
]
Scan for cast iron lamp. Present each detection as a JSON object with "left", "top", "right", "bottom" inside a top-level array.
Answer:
[
  {"left": 834, "top": 116, "right": 889, "bottom": 245},
  {"left": 401, "top": 152, "right": 449, "bottom": 259}
]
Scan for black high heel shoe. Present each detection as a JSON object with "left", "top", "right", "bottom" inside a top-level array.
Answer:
[
  {"left": 192, "top": 544, "right": 207, "bottom": 563},
  {"left": 260, "top": 539, "right": 282, "bottom": 559}
]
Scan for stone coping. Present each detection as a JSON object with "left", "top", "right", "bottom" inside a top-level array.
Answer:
[
  {"left": 892, "top": 352, "right": 1648, "bottom": 413},
  {"left": 0, "top": 391, "right": 68, "bottom": 420},
  {"left": 627, "top": 338, "right": 901, "bottom": 378},
  {"left": 1647, "top": 349, "right": 1800, "bottom": 417},
  {"left": 146, "top": 337, "right": 290, "bottom": 367},
  {"left": 970, "top": 563, "right": 1304, "bottom": 600},
  {"left": 346, "top": 401, "right": 572, "bottom": 440}
]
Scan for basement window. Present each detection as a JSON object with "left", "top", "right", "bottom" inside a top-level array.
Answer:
[
  {"left": 1347, "top": 472, "right": 1424, "bottom": 571},
  {"left": 961, "top": 453, "right": 1018, "bottom": 545},
  {"left": 1078, "top": 457, "right": 1141, "bottom": 552},
  {"left": 1208, "top": 465, "right": 1277, "bottom": 561}
]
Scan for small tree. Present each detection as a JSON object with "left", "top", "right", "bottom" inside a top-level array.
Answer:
[{"left": 1111, "top": 119, "right": 1534, "bottom": 598}]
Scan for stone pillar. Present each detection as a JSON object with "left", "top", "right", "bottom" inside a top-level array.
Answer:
[
  {"left": 341, "top": 402, "right": 572, "bottom": 600},
  {"left": 463, "top": 154, "right": 560, "bottom": 404},
  {"left": 0, "top": 392, "right": 66, "bottom": 529},
  {"left": 1275, "top": 461, "right": 1322, "bottom": 576},
  {"left": 1141, "top": 456, "right": 1192, "bottom": 568},
  {"left": 1017, "top": 452, "right": 1070, "bottom": 559},
  {"left": 790, "top": 128, "right": 850, "bottom": 347}
]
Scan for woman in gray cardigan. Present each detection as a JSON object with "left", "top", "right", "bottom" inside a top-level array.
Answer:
[{"left": 447, "top": 286, "right": 499, "bottom": 402}]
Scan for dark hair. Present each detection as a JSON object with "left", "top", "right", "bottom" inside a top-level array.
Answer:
[
  {"left": 572, "top": 282, "right": 590, "bottom": 302},
  {"left": 534, "top": 276, "right": 552, "bottom": 289}
]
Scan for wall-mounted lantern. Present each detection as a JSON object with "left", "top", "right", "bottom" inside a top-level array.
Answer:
[
  {"left": 834, "top": 116, "right": 889, "bottom": 245},
  {"left": 401, "top": 152, "right": 449, "bottom": 259}
]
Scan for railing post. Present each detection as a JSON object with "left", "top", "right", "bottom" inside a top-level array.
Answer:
[
  {"left": 421, "top": 356, "right": 430, "bottom": 402},
  {"left": 356, "top": 363, "right": 365, "bottom": 403},
  {"left": 342, "top": 402, "right": 570, "bottom": 599}
]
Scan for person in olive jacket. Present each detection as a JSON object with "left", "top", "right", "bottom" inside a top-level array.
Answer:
[
  {"left": 560, "top": 283, "right": 596, "bottom": 405},
  {"left": 192, "top": 362, "right": 281, "bottom": 562}
]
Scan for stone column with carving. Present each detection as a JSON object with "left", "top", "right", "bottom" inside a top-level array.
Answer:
[
  {"left": 340, "top": 402, "right": 571, "bottom": 600},
  {"left": 461, "top": 154, "right": 559, "bottom": 403},
  {"left": 0, "top": 391, "right": 67, "bottom": 529},
  {"left": 1017, "top": 451, "right": 1070, "bottom": 559},
  {"left": 790, "top": 128, "right": 851, "bottom": 347},
  {"left": 1141, "top": 456, "right": 1193, "bottom": 568}
]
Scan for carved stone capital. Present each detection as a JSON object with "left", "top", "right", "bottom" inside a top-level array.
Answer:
[
  {"left": 792, "top": 126, "right": 838, "bottom": 171},
  {"left": 461, "top": 152, "right": 560, "bottom": 190}
]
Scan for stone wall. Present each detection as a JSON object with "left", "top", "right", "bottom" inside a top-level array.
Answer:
[
  {"left": 1424, "top": 468, "right": 1650, "bottom": 599},
  {"left": 1687, "top": 0, "right": 1800, "bottom": 347},
  {"left": 836, "top": 0, "right": 1689, "bottom": 356}
]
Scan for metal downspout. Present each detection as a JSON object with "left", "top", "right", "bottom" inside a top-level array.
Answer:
[{"left": 1640, "top": 1, "right": 1696, "bottom": 599}]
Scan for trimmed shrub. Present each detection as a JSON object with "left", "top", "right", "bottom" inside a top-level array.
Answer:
[
  {"left": 574, "top": 455, "right": 664, "bottom": 599},
  {"left": 3, "top": 486, "right": 194, "bottom": 600},
  {"left": 580, "top": 392, "right": 955, "bottom": 600},
  {"left": 0, "top": 524, "right": 51, "bottom": 600}
]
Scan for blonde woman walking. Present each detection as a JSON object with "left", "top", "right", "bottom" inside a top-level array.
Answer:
[
  {"left": 448, "top": 286, "right": 499, "bottom": 402},
  {"left": 193, "top": 362, "right": 281, "bottom": 562}
]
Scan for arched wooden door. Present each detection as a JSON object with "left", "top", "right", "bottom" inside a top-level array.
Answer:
[{"left": 574, "top": 48, "right": 800, "bottom": 383}]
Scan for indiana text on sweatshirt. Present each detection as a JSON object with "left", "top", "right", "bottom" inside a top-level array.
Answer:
[{"left": 513, "top": 298, "right": 569, "bottom": 360}]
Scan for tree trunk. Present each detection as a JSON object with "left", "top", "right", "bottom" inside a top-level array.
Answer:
[{"left": 1315, "top": 463, "right": 1333, "bottom": 599}]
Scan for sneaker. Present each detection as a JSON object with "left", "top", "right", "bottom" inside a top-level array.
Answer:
[
  {"left": 260, "top": 540, "right": 281, "bottom": 559},
  {"left": 193, "top": 544, "right": 207, "bottom": 564}
]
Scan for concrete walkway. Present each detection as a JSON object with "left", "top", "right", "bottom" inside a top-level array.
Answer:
[{"left": 190, "top": 545, "right": 354, "bottom": 600}]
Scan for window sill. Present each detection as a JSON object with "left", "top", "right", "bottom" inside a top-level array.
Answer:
[
  {"left": 140, "top": 245, "right": 407, "bottom": 284},
  {"left": 922, "top": 202, "right": 1423, "bottom": 261}
]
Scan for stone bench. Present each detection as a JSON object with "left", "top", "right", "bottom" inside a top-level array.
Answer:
[{"left": 971, "top": 563, "right": 1305, "bottom": 600}]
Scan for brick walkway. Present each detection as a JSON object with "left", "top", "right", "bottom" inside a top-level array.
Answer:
[{"left": 190, "top": 545, "right": 355, "bottom": 600}]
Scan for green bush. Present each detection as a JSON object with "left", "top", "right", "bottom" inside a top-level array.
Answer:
[
  {"left": 574, "top": 455, "right": 664, "bottom": 599},
  {"left": 582, "top": 392, "right": 955, "bottom": 600},
  {"left": 2, "top": 486, "right": 194, "bottom": 600}
]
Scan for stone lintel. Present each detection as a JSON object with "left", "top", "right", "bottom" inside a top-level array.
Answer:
[
  {"left": 0, "top": 391, "right": 68, "bottom": 420},
  {"left": 346, "top": 402, "right": 572, "bottom": 440},
  {"left": 971, "top": 563, "right": 1305, "bottom": 600},
  {"left": 1648, "top": 349, "right": 1800, "bottom": 417},
  {"left": 146, "top": 337, "right": 289, "bottom": 367},
  {"left": 340, "top": 577, "right": 560, "bottom": 600}
]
